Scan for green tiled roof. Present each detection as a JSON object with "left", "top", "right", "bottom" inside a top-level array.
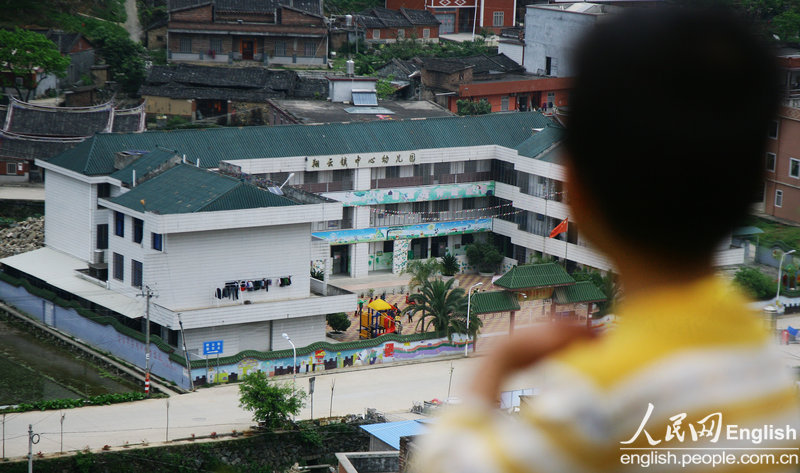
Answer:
[
  {"left": 108, "top": 164, "right": 298, "bottom": 214},
  {"left": 731, "top": 226, "right": 764, "bottom": 236},
  {"left": 46, "top": 112, "right": 554, "bottom": 176},
  {"left": 470, "top": 290, "right": 520, "bottom": 315},
  {"left": 515, "top": 122, "right": 564, "bottom": 162},
  {"left": 109, "top": 148, "right": 178, "bottom": 185},
  {"left": 553, "top": 281, "right": 607, "bottom": 304},
  {"left": 493, "top": 263, "right": 575, "bottom": 290}
]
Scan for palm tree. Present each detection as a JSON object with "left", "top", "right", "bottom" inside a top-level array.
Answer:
[
  {"left": 403, "top": 279, "right": 481, "bottom": 339},
  {"left": 403, "top": 258, "right": 443, "bottom": 293}
]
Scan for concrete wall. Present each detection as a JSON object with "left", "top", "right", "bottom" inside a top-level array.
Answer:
[
  {"left": 523, "top": 7, "right": 598, "bottom": 76},
  {"left": 44, "top": 172, "right": 95, "bottom": 262}
]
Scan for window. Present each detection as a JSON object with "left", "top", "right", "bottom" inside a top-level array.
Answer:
[
  {"left": 179, "top": 37, "right": 192, "bottom": 53},
  {"left": 434, "top": 162, "right": 450, "bottom": 175},
  {"left": 97, "top": 224, "right": 108, "bottom": 250},
  {"left": 383, "top": 240, "right": 394, "bottom": 253},
  {"left": 769, "top": 120, "right": 779, "bottom": 139},
  {"left": 113, "top": 253, "right": 124, "bottom": 281},
  {"left": 131, "top": 260, "right": 143, "bottom": 288},
  {"left": 6, "top": 163, "right": 16, "bottom": 174},
  {"left": 152, "top": 232, "right": 163, "bottom": 251},
  {"left": 274, "top": 41, "right": 286, "bottom": 56},
  {"left": 114, "top": 211, "right": 125, "bottom": 237},
  {"left": 547, "top": 92, "right": 555, "bottom": 108},
  {"left": 423, "top": 28, "right": 430, "bottom": 39},
  {"left": 776, "top": 189, "right": 784, "bottom": 207},
  {"left": 210, "top": 38, "right": 222, "bottom": 53},
  {"left": 304, "top": 171, "right": 318, "bottom": 184},
  {"left": 397, "top": 29, "right": 405, "bottom": 39},
  {"left": 374, "top": 29, "right": 380, "bottom": 39},
  {"left": 464, "top": 161, "right": 477, "bottom": 173},
  {"left": 412, "top": 201, "right": 427, "bottom": 213},
  {"left": 97, "top": 183, "right": 111, "bottom": 198},
  {"left": 304, "top": 41, "right": 315, "bottom": 57},
  {"left": 462, "top": 197, "right": 475, "bottom": 210},
  {"left": 385, "top": 166, "right": 400, "bottom": 179},
  {"left": 461, "top": 233, "right": 474, "bottom": 245},
  {"left": 432, "top": 200, "right": 449, "bottom": 212},
  {"left": 766, "top": 152, "right": 776, "bottom": 172},
  {"left": 493, "top": 11, "right": 504, "bottom": 27},
  {"left": 501, "top": 96, "right": 509, "bottom": 111},
  {"left": 133, "top": 218, "right": 144, "bottom": 244},
  {"left": 791, "top": 158, "right": 800, "bottom": 178}
]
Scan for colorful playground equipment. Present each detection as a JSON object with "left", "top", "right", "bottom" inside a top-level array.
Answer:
[{"left": 360, "top": 298, "right": 400, "bottom": 339}]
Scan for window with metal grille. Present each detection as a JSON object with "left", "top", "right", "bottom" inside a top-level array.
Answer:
[
  {"left": 6, "top": 163, "right": 16, "bottom": 174},
  {"left": 304, "top": 41, "right": 315, "bottom": 57},
  {"left": 423, "top": 28, "right": 430, "bottom": 39},
  {"left": 210, "top": 38, "right": 222, "bottom": 53},
  {"left": 132, "top": 260, "right": 143, "bottom": 288},
  {"left": 776, "top": 189, "right": 783, "bottom": 207},
  {"left": 180, "top": 37, "right": 192, "bottom": 53},
  {"left": 274, "top": 41, "right": 286, "bottom": 56},
  {"left": 385, "top": 166, "right": 399, "bottom": 179},
  {"left": 113, "top": 253, "right": 124, "bottom": 281}
]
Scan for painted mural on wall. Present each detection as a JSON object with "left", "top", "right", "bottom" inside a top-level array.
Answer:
[
  {"left": 312, "top": 218, "right": 492, "bottom": 245},
  {"left": 190, "top": 334, "right": 472, "bottom": 386},
  {"left": 392, "top": 239, "right": 410, "bottom": 274},
  {"left": 326, "top": 181, "right": 495, "bottom": 207}
]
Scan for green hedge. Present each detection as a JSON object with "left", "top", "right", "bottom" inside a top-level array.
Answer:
[{"left": 1, "top": 392, "right": 157, "bottom": 413}]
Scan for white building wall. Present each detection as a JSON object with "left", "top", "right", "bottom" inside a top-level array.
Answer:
[
  {"left": 271, "top": 314, "right": 326, "bottom": 351},
  {"left": 107, "top": 212, "right": 149, "bottom": 297},
  {"left": 141, "top": 223, "right": 312, "bottom": 311},
  {"left": 523, "top": 7, "right": 600, "bottom": 76},
  {"left": 44, "top": 172, "right": 95, "bottom": 262},
  {"left": 185, "top": 320, "right": 271, "bottom": 355},
  {"left": 498, "top": 41, "right": 524, "bottom": 67}
]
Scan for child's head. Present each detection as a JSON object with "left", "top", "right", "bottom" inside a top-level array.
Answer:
[{"left": 564, "top": 7, "right": 779, "bottom": 266}]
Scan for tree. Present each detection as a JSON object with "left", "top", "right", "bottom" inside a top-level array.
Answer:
[
  {"left": 0, "top": 28, "right": 70, "bottom": 101},
  {"left": 326, "top": 312, "right": 351, "bottom": 332},
  {"left": 94, "top": 33, "right": 146, "bottom": 94},
  {"left": 456, "top": 99, "right": 492, "bottom": 116},
  {"left": 239, "top": 372, "right": 306, "bottom": 429},
  {"left": 465, "top": 241, "right": 503, "bottom": 273},
  {"left": 403, "top": 258, "right": 443, "bottom": 292},
  {"left": 403, "top": 278, "right": 481, "bottom": 339},
  {"left": 570, "top": 268, "right": 620, "bottom": 316}
]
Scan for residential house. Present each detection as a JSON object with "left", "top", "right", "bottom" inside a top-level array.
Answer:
[
  {"left": 0, "top": 98, "right": 146, "bottom": 183},
  {"left": 419, "top": 54, "right": 571, "bottom": 113},
  {"left": 37, "top": 30, "right": 96, "bottom": 88},
  {"left": 166, "top": 0, "right": 328, "bottom": 66},
  {"left": 139, "top": 64, "right": 321, "bottom": 123},
  {"left": 498, "top": 27, "right": 524, "bottom": 66},
  {"left": 385, "top": 0, "right": 515, "bottom": 35},
  {"left": 354, "top": 8, "right": 440, "bottom": 43},
  {"left": 523, "top": 3, "right": 619, "bottom": 76}
]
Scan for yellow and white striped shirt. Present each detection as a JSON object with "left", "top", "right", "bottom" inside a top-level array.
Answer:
[{"left": 413, "top": 277, "right": 800, "bottom": 472}]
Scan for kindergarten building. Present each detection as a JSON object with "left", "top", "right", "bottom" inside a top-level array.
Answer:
[{"left": 0, "top": 112, "right": 745, "bottom": 367}]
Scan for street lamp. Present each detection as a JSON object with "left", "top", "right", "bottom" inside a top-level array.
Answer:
[
  {"left": 775, "top": 249, "right": 796, "bottom": 311},
  {"left": 465, "top": 282, "right": 483, "bottom": 357},
  {"left": 282, "top": 333, "right": 297, "bottom": 392}
]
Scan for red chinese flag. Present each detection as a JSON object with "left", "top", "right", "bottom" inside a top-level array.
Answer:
[{"left": 549, "top": 218, "right": 569, "bottom": 238}]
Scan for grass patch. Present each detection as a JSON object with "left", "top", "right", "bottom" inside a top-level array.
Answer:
[{"left": 747, "top": 216, "right": 800, "bottom": 248}]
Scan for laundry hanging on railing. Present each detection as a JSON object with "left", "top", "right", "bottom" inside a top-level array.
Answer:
[{"left": 214, "top": 276, "right": 290, "bottom": 300}]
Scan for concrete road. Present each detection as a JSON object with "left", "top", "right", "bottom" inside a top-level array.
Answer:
[{"left": 0, "top": 352, "right": 547, "bottom": 460}]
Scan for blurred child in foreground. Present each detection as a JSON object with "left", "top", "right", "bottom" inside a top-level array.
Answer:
[{"left": 412, "top": 7, "right": 800, "bottom": 473}]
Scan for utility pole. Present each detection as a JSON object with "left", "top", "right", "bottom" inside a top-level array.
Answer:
[
  {"left": 27, "top": 424, "right": 39, "bottom": 473},
  {"left": 447, "top": 363, "right": 454, "bottom": 400},
  {"left": 60, "top": 412, "right": 65, "bottom": 454},
  {"left": 329, "top": 378, "right": 336, "bottom": 417},
  {"left": 165, "top": 399, "right": 170, "bottom": 442},
  {"left": 178, "top": 314, "right": 194, "bottom": 391},
  {"left": 137, "top": 285, "right": 157, "bottom": 395}
]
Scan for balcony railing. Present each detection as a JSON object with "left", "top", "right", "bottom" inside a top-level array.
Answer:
[
  {"left": 371, "top": 172, "right": 491, "bottom": 189},
  {"left": 369, "top": 207, "right": 499, "bottom": 227}
]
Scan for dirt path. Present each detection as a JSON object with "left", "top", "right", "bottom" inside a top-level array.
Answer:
[{"left": 123, "top": 0, "right": 142, "bottom": 42}]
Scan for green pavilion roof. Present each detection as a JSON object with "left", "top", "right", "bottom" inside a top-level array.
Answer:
[
  {"left": 470, "top": 290, "right": 521, "bottom": 315},
  {"left": 553, "top": 281, "right": 607, "bottom": 304},
  {"left": 493, "top": 263, "right": 575, "bottom": 290}
]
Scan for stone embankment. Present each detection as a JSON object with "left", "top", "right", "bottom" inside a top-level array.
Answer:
[{"left": 0, "top": 216, "right": 44, "bottom": 258}]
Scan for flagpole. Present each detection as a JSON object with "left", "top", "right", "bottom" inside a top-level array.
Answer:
[
  {"left": 543, "top": 191, "right": 549, "bottom": 260},
  {"left": 564, "top": 236, "right": 568, "bottom": 269}
]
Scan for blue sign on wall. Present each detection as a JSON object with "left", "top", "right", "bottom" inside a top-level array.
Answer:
[{"left": 203, "top": 340, "right": 224, "bottom": 355}]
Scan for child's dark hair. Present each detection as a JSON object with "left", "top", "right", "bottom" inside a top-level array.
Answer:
[{"left": 564, "top": 7, "right": 780, "bottom": 264}]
